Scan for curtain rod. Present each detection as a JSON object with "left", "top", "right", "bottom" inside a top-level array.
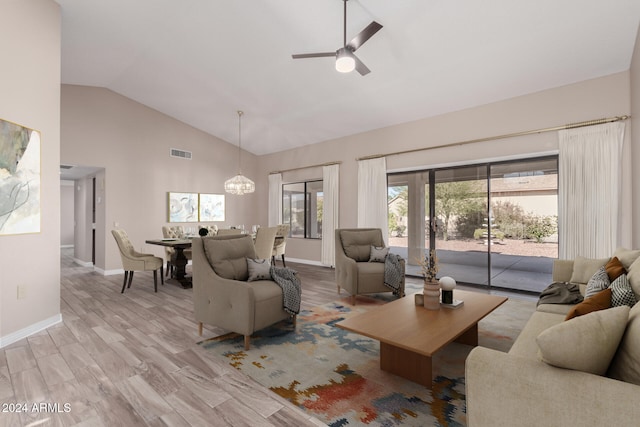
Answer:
[
  {"left": 270, "top": 161, "right": 342, "bottom": 175},
  {"left": 357, "top": 115, "right": 630, "bottom": 161}
]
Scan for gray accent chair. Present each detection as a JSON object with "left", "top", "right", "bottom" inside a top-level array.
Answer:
[
  {"left": 111, "top": 229, "right": 164, "bottom": 293},
  {"left": 192, "top": 234, "right": 295, "bottom": 350},
  {"left": 335, "top": 228, "right": 405, "bottom": 305}
]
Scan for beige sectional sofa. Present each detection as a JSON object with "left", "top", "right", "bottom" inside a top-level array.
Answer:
[{"left": 466, "top": 251, "right": 640, "bottom": 426}]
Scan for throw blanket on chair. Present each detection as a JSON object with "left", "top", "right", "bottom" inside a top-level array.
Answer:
[
  {"left": 384, "top": 253, "right": 404, "bottom": 297},
  {"left": 537, "top": 282, "right": 584, "bottom": 306},
  {"left": 270, "top": 266, "right": 302, "bottom": 315}
]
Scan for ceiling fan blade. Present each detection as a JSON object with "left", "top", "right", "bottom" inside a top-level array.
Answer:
[
  {"left": 347, "top": 21, "right": 383, "bottom": 51},
  {"left": 292, "top": 52, "right": 336, "bottom": 59},
  {"left": 352, "top": 54, "right": 371, "bottom": 76}
]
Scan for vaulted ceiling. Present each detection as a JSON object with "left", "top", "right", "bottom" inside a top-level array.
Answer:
[{"left": 57, "top": 0, "right": 640, "bottom": 155}]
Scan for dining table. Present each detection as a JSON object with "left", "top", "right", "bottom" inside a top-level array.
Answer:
[{"left": 145, "top": 238, "right": 192, "bottom": 289}]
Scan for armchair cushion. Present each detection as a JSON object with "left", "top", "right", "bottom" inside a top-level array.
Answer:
[
  {"left": 369, "top": 245, "right": 388, "bottom": 263},
  {"left": 203, "top": 235, "right": 256, "bottom": 281},
  {"left": 247, "top": 258, "right": 272, "bottom": 281},
  {"left": 340, "top": 229, "right": 384, "bottom": 262}
]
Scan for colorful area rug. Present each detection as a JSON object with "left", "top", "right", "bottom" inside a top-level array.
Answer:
[{"left": 199, "top": 291, "right": 535, "bottom": 426}]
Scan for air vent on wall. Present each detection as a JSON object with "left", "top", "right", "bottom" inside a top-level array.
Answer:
[{"left": 170, "top": 148, "right": 192, "bottom": 160}]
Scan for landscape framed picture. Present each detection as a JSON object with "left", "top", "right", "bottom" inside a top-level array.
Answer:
[
  {"left": 168, "top": 192, "right": 198, "bottom": 223},
  {"left": 199, "top": 193, "right": 225, "bottom": 222},
  {"left": 0, "top": 118, "right": 41, "bottom": 235}
]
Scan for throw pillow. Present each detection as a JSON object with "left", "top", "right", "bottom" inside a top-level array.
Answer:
[
  {"left": 537, "top": 306, "right": 630, "bottom": 375},
  {"left": 246, "top": 258, "right": 272, "bottom": 281},
  {"left": 584, "top": 266, "right": 610, "bottom": 299},
  {"left": 369, "top": 245, "right": 389, "bottom": 263},
  {"left": 340, "top": 230, "right": 384, "bottom": 262},
  {"left": 626, "top": 256, "right": 640, "bottom": 302},
  {"left": 605, "top": 256, "right": 626, "bottom": 282},
  {"left": 613, "top": 247, "right": 640, "bottom": 270},
  {"left": 608, "top": 301, "right": 640, "bottom": 385},
  {"left": 609, "top": 273, "right": 637, "bottom": 308},
  {"left": 565, "top": 288, "right": 612, "bottom": 320},
  {"left": 569, "top": 256, "right": 609, "bottom": 284}
]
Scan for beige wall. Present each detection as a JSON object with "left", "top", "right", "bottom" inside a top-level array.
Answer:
[
  {"left": 631, "top": 23, "right": 640, "bottom": 247},
  {"left": 258, "top": 72, "right": 633, "bottom": 262},
  {"left": 61, "top": 85, "right": 262, "bottom": 271},
  {"left": 0, "top": 0, "right": 61, "bottom": 343}
]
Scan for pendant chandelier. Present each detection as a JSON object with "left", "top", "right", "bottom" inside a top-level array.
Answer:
[{"left": 224, "top": 110, "right": 255, "bottom": 195}]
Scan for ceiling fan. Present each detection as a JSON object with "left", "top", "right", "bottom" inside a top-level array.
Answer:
[{"left": 292, "top": 0, "right": 383, "bottom": 76}]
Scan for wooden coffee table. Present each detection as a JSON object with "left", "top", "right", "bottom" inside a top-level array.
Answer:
[{"left": 335, "top": 289, "right": 507, "bottom": 388}]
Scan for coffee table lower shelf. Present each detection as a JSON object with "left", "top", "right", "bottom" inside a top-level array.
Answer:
[{"left": 379, "top": 323, "right": 479, "bottom": 388}]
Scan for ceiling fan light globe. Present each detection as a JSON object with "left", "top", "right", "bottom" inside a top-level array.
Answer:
[{"left": 336, "top": 50, "right": 355, "bottom": 73}]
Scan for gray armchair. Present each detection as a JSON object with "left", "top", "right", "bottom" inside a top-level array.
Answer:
[
  {"left": 335, "top": 228, "right": 405, "bottom": 305},
  {"left": 192, "top": 234, "right": 295, "bottom": 350}
]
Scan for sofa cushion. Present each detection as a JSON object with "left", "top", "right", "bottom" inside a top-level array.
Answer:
[
  {"left": 608, "top": 301, "right": 640, "bottom": 385},
  {"left": 536, "top": 306, "right": 629, "bottom": 376},
  {"left": 203, "top": 235, "right": 255, "bottom": 281},
  {"left": 340, "top": 230, "right": 384, "bottom": 262},
  {"left": 246, "top": 258, "right": 272, "bottom": 281},
  {"left": 626, "top": 256, "right": 640, "bottom": 301},
  {"left": 565, "top": 288, "right": 612, "bottom": 320},
  {"left": 584, "top": 266, "right": 610, "bottom": 299},
  {"left": 569, "top": 256, "right": 609, "bottom": 284},
  {"left": 369, "top": 245, "right": 388, "bottom": 263},
  {"left": 509, "top": 311, "right": 564, "bottom": 359},
  {"left": 605, "top": 256, "right": 626, "bottom": 281},
  {"left": 613, "top": 247, "right": 640, "bottom": 270},
  {"left": 610, "top": 274, "right": 637, "bottom": 308}
]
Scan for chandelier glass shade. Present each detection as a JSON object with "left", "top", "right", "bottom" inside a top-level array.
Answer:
[{"left": 224, "top": 111, "right": 255, "bottom": 195}]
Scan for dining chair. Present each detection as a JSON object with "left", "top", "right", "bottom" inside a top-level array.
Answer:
[
  {"left": 272, "top": 224, "right": 290, "bottom": 267},
  {"left": 253, "top": 226, "right": 278, "bottom": 260},
  {"left": 162, "top": 225, "right": 193, "bottom": 277},
  {"left": 111, "top": 229, "right": 164, "bottom": 293}
]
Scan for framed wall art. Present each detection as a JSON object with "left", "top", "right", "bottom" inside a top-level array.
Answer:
[
  {"left": 199, "top": 193, "right": 225, "bottom": 222},
  {"left": 0, "top": 118, "right": 41, "bottom": 235},
  {"left": 168, "top": 192, "right": 198, "bottom": 223}
]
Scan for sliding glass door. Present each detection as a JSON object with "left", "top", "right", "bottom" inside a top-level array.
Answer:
[{"left": 388, "top": 156, "right": 558, "bottom": 293}]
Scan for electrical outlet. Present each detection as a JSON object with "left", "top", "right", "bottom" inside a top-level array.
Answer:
[{"left": 17, "top": 284, "right": 27, "bottom": 300}]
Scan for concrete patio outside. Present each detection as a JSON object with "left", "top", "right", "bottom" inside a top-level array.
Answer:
[{"left": 389, "top": 237, "right": 557, "bottom": 294}]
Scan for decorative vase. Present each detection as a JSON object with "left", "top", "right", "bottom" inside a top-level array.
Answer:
[{"left": 423, "top": 280, "right": 441, "bottom": 310}]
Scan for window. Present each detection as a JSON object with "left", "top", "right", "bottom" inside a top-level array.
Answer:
[{"left": 282, "top": 180, "right": 323, "bottom": 239}]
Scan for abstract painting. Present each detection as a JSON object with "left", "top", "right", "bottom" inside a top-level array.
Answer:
[
  {"left": 168, "top": 192, "right": 198, "bottom": 223},
  {"left": 0, "top": 119, "right": 41, "bottom": 235},
  {"left": 199, "top": 193, "right": 225, "bottom": 222}
]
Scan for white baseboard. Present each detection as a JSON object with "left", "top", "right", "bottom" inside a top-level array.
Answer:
[
  {"left": 73, "top": 258, "right": 93, "bottom": 267},
  {"left": 0, "top": 314, "right": 62, "bottom": 349}
]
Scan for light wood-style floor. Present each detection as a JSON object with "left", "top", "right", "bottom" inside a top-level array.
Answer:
[{"left": 2, "top": 249, "right": 367, "bottom": 427}]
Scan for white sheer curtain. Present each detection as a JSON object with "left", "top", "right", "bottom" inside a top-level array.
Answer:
[
  {"left": 321, "top": 164, "right": 339, "bottom": 267},
  {"left": 558, "top": 122, "right": 625, "bottom": 259},
  {"left": 268, "top": 173, "right": 282, "bottom": 227},
  {"left": 357, "top": 157, "right": 388, "bottom": 244}
]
